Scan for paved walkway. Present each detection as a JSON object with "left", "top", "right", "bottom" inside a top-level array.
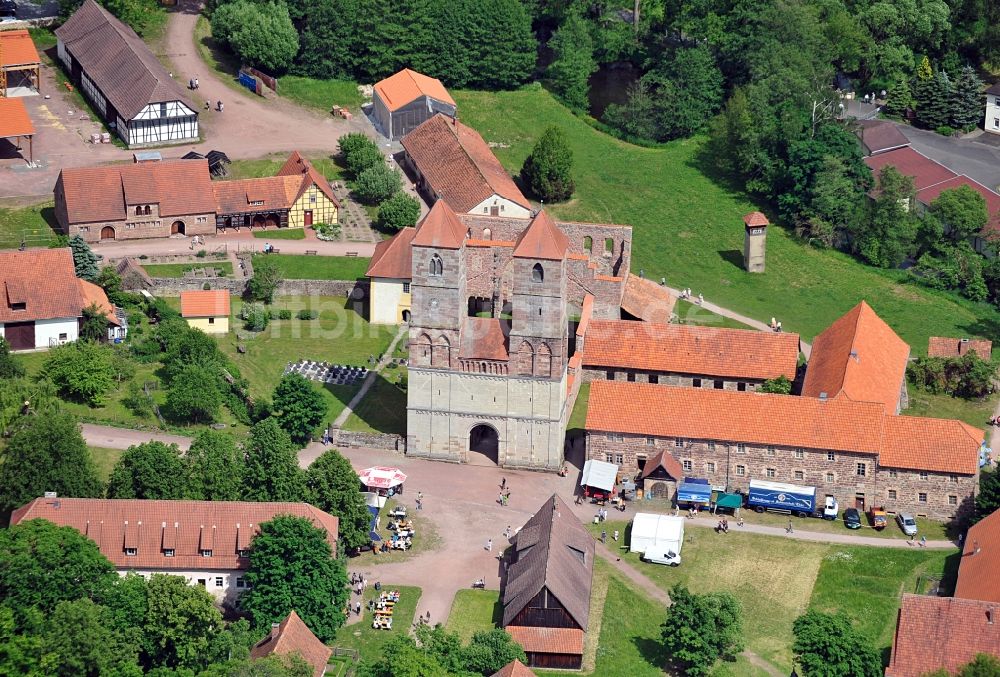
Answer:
[
  {"left": 331, "top": 326, "right": 408, "bottom": 429},
  {"left": 81, "top": 423, "right": 193, "bottom": 451}
]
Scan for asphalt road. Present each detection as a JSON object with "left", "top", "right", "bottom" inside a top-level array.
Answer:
[{"left": 897, "top": 125, "right": 1000, "bottom": 192}]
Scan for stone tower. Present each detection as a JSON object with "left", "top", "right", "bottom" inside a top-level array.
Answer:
[{"left": 743, "top": 211, "right": 768, "bottom": 273}]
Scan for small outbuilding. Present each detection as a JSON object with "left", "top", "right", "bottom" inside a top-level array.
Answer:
[
  {"left": 639, "top": 449, "right": 683, "bottom": 501},
  {"left": 180, "top": 289, "right": 230, "bottom": 334},
  {"left": 249, "top": 610, "right": 332, "bottom": 677},
  {"left": 372, "top": 68, "right": 456, "bottom": 140},
  {"left": 0, "top": 97, "right": 34, "bottom": 165},
  {"left": 0, "top": 29, "right": 41, "bottom": 96}
]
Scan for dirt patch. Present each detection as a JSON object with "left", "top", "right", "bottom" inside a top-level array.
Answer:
[{"left": 891, "top": 284, "right": 922, "bottom": 301}]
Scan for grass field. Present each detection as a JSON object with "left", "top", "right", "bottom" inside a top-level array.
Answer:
[
  {"left": 279, "top": 76, "right": 364, "bottom": 113},
  {"left": 220, "top": 296, "right": 396, "bottom": 426},
  {"left": 253, "top": 229, "right": 305, "bottom": 240},
  {"left": 735, "top": 509, "right": 952, "bottom": 541},
  {"left": 89, "top": 446, "right": 123, "bottom": 481},
  {"left": 455, "top": 84, "right": 1000, "bottom": 351},
  {"left": 142, "top": 262, "right": 233, "bottom": 278},
  {"left": 331, "top": 585, "right": 421, "bottom": 664},
  {"left": 0, "top": 201, "right": 61, "bottom": 249},
  {"left": 568, "top": 382, "right": 590, "bottom": 432},
  {"left": 225, "top": 155, "right": 347, "bottom": 182},
  {"left": 251, "top": 254, "right": 371, "bottom": 280},
  {"left": 343, "top": 366, "right": 407, "bottom": 435},
  {"left": 445, "top": 590, "right": 502, "bottom": 644},
  {"left": 350, "top": 498, "right": 441, "bottom": 565},
  {"left": 904, "top": 387, "right": 996, "bottom": 428}
]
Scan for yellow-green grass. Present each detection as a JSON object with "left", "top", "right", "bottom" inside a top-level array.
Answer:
[
  {"left": 331, "top": 584, "right": 421, "bottom": 661},
  {"left": 142, "top": 262, "right": 233, "bottom": 278},
  {"left": 220, "top": 296, "right": 396, "bottom": 425},
  {"left": 568, "top": 382, "right": 590, "bottom": 432},
  {"left": 88, "top": 446, "right": 123, "bottom": 481},
  {"left": 904, "top": 387, "right": 996, "bottom": 429},
  {"left": 252, "top": 229, "right": 305, "bottom": 240},
  {"left": 343, "top": 367, "right": 407, "bottom": 435},
  {"left": 251, "top": 254, "right": 371, "bottom": 280},
  {"left": 588, "top": 520, "right": 953, "bottom": 671},
  {"left": 350, "top": 498, "right": 440, "bottom": 565},
  {"left": 732, "top": 508, "right": 952, "bottom": 541},
  {"left": 279, "top": 76, "right": 364, "bottom": 113},
  {"left": 454, "top": 84, "right": 1000, "bottom": 351},
  {"left": 444, "top": 589, "right": 502, "bottom": 644},
  {"left": 224, "top": 155, "right": 348, "bottom": 182},
  {"left": 0, "top": 201, "right": 60, "bottom": 249}
]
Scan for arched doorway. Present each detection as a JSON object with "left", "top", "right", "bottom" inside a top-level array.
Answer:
[
  {"left": 252, "top": 215, "right": 266, "bottom": 228},
  {"left": 100, "top": 226, "right": 115, "bottom": 240},
  {"left": 401, "top": 310, "right": 411, "bottom": 323},
  {"left": 170, "top": 220, "right": 185, "bottom": 235},
  {"left": 469, "top": 424, "right": 499, "bottom": 465}
]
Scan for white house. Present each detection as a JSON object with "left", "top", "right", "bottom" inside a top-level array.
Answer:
[
  {"left": 55, "top": 0, "right": 198, "bottom": 147},
  {"left": 10, "top": 497, "right": 340, "bottom": 605},
  {"left": 986, "top": 82, "right": 1000, "bottom": 135}
]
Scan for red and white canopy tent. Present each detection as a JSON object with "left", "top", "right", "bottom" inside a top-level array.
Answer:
[
  {"left": 0, "top": 98, "right": 34, "bottom": 165},
  {"left": 358, "top": 466, "right": 407, "bottom": 490}
]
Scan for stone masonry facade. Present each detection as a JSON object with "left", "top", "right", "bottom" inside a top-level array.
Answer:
[
  {"left": 580, "top": 367, "right": 765, "bottom": 392},
  {"left": 587, "top": 432, "right": 977, "bottom": 521}
]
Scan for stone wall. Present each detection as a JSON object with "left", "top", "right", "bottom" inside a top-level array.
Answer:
[
  {"left": 580, "top": 367, "right": 763, "bottom": 392},
  {"left": 333, "top": 430, "right": 405, "bottom": 452},
  {"left": 143, "top": 278, "right": 369, "bottom": 298}
]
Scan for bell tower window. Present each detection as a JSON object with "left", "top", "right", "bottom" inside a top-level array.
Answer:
[
  {"left": 531, "top": 263, "right": 544, "bottom": 283},
  {"left": 429, "top": 254, "right": 443, "bottom": 277}
]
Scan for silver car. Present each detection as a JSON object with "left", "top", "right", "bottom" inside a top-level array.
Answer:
[{"left": 897, "top": 512, "right": 918, "bottom": 536}]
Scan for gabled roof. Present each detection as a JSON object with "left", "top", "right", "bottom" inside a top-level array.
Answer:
[
  {"left": 880, "top": 415, "right": 982, "bottom": 474},
  {"left": 928, "top": 336, "right": 992, "bottom": 360},
  {"left": 502, "top": 494, "right": 594, "bottom": 630},
  {"left": 856, "top": 119, "right": 910, "bottom": 154},
  {"left": 276, "top": 151, "right": 340, "bottom": 208},
  {"left": 582, "top": 319, "right": 799, "bottom": 381},
  {"left": 374, "top": 68, "right": 455, "bottom": 112},
  {"left": 79, "top": 279, "right": 121, "bottom": 327},
  {"left": 0, "top": 98, "right": 34, "bottom": 139},
  {"left": 213, "top": 175, "right": 301, "bottom": 215},
  {"left": 620, "top": 274, "right": 676, "bottom": 323},
  {"left": 250, "top": 610, "right": 332, "bottom": 677},
  {"left": 460, "top": 317, "right": 509, "bottom": 361},
  {"left": 513, "top": 210, "right": 569, "bottom": 260},
  {"left": 0, "top": 30, "right": 41, "bottom": 67},
  {"left": 180, "top": 290, "right": 230, "bottom": 318},
  {"left": 802, "top": 301, "right": 910, "bottom": 411},
  {"left": 956, "top": 508, "right": 1000, "bottom": 603},
  {"left": 401, "top": 114, "right": 529, "bottom": 214},
  {"left": 366, "top": 227, "right": 416, "bottom": 279},
  {"left": 864, "top": 146, "right": 957, "bottom": 191},
  {"left": 743, "top": 211, "right": 769, "bottom": 227},
  {"left": 55, "top": 0, "right": 195, "bottom": 120},
  {"left": 58, "top": 160, "right": 217, "bottom": 224},
  {"left": 9, "top": 498, "right": 339, "bottom": 571},
  {"left": 915, "top": 175, "right": 1000, "bottom": 234},
  {"left": 885, "top": 595, "right": 1000, "bottom": 677},
  {"left": 491, "top": 659, "right": 536, "bottom": 677},
  {"left": 640, "top": 449, "right": 684, "bottom": 481},
  {"left": 0, "top": 249, "right": 85, "bottom": 323},
  {"left": 412, "top": 199, "right": 466, "bottom": 249}
]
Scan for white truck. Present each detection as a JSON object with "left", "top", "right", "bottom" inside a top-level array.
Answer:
[{"left": 630, "top": 513, "right": 684, "bottom": 566}]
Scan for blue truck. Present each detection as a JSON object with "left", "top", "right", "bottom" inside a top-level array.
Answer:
[{"left": 747, "top": 480, "right": 818, "bottom": 518}]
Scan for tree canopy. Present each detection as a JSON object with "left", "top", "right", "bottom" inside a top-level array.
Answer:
[
  {"left": 521, "top": 126, "right": 575, "bottom": 203},
  {"left": 185, "top": 430, "right": 245, "bottom": 501},
  {"left": 243, "top": 418, "right": 307, "bottom": 501},
  {"left": 305, "top": 449, "right": 371, "bottom": 550},
  {"left": 106, "top": 441, "right": 189, "bottom": 500},
  {"left": 661, "top": 584, "right": 744, "bottom": 677},
  {"left": 792, "top": 610, "right": 882, "bottom": 677},
  {"left": 68, "top": 235, "right": 99, "bottom": 281},
  {"left": 272, "top": 373, "right": 327, "bottom": 445}
]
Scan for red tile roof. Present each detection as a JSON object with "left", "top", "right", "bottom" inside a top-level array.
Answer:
[
  {"left": 864, "top": 146, "right": 957, "bottom": 191},
  {"left": 856, "top": 119, "right": 910, "bottom": 154},
  {"left": 513, "top": 210, "right": 569, "bottom": 260},
  {"left": 916, "top": 175, "right": 1000, "bottom": 234},
  {"left": 620, "top": 274, "right": 676, "bottom": 323},
  {"left": 366, "top": 227, "right": 415, "bottom": 278},
  {"left": 250, "top": 610, "right": 332, "bottom": 677},
  {"left": 276, "top": 151, "right": 341, "bottom": 209},
  {"left": 401, "top": 114, "right": 529, "bottom": 214},
  {"left": 58, "top": 160, "right": 216, "bottom": 225},
  {"left": 460, "top": 317, "right": 509, "bottom": 361},
  {"left": 802, "top": 301, "right": 910, "bottom": 411},
  {"left": 506, "top": 626, "right": 584, "bottom": 655},
  {"left": 585, "top": 382, "right": 980, "bottom": 474},
  {"left": 374, "top": 68, "right": 455, "bottom": 112},
  {"left": 213, "top": 175, "right": 301, "bottom": 215},
  {"left": 0, "top": 249, "right": 84, "bottom": 323},
  {"left": 956, "top": 508, "right": 1000, "bottom": 603},
  {"left": 0, "top": 30, "right": 41, "bottom": 67},
  {"left": 640, "top": 449, "right": 684, "bottom": 481},
  {"left": 180, "top": 290, "right": 230, "bottom": 318},
  {"left": 582, "top": 319, "right": 799, "bottom": 380},
  {"left": 9, "top": 498, "right": 339, "bottom": 571},
  {"left": 743, "top": 211, "right": 769, "bottom": 227},
  {"left": 491, "top": 659, "right": 536, "bottom": 677},
  {"left": 885, "top": 595, "right": 1000, "bottom": 677},
  {"left": 55, "top": 0, "right": 195, "bottom": 120},
  {"left": 0, "top": 97, "right": 34, "bottom": 139},
  {"left": 928, "top": 337, "right": 992, "bottom": 360},
  {"left": 576, "top": 294, "right": 594, "bottom": 337},
  {"left": 79, "top": 279, "right": 121, "bottom": 327},
  {"left": 412, "top": 199, "right": 467, "bottom": 249}
]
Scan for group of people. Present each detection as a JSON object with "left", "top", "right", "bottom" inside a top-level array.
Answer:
[
  {"left": 715, "top": 518, "right": 731, "bottom": 533},
  {"left": 497, "top": 477, "right": 512, "bottom": 506},
  {"left": 679, "top": 288, "right": 704, "bottom": 305},
  {"left": 769, "top": 317, "right": 784, "bottom": 332}
]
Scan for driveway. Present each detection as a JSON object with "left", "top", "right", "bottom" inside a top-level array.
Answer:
[{"left": 897, "top": 124, "right": 1000, "bottom": 192}]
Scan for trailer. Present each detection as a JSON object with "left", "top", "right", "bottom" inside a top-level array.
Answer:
[
  {"left": 676, "top": 477, "right": 712, "bottom": 509},
  {"left": 747, "top": 479, "right": 817, "bottom": 517},
  {"left": 630, "top": 513, "right": 684, "bottom": 566}
]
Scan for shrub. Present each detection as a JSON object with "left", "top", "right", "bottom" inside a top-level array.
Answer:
[
  {"left": 935, "top": 125, "right": 955, "bottom": 136},
  {"left": 202, "top": 282, "right": 212, "bottom": 290},
  {"left": 296, "top": 309, "right": 318, "bottom": 320},
  {"left": 345, "top": 143, "right": 385, "bottom": 177},
  {"left": 353, "top": 165, "right": 402, "bottom": 205},
  {"left": 196, "top": 249, "right": 207, "bottom": 258},
  {"left": 278, "top": 309, "right": 292, "bottom": 320},
  {"left": 907, "top": 354, "right": 995, "bottom": 399},
  {"left": 520, "top": 126, "right": 575, "bottom": 202},
  {"left": 338, "top": 132, "right": 376, "bottom": 159},
  {"left": 378, "top": 192, "right": 421, "bottom": 232},
  {"left": 122, "top": 382, "right": 154, "bottom": 418},
  {"left": 241, "top": 303, "right": 270, "bottom": 331}
]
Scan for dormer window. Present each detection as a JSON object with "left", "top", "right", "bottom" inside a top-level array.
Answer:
[
  {"left": 250, "top": 200, "right": 264, "bottom": 207},
  {"left": 10, "top": 302, "right": 25, "bottom": 311},
  {"left": 200, "top": 549, "right": 212, "bottom": 557},
  {"left": 163, "top": 548, "right": 175, "bottom": 557},
  {"left": 125, "top": 547, "right": 137, "bottom": 556},
  {"left": 238, "top": 549, "right": 249, "bottom": 558}
]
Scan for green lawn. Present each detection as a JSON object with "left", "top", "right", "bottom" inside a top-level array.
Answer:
[
  {"left": 225, "top": 155, "right": 348, "bottom": 182},
  {"left": 733, "top": 509, "right": 952, "bottom": 541},
  {"left": 279, "top": 76, "right": 364, "bottom": 113},
  {"left": 343, "top": 366, "right": 407, "bottom": 435},
  {"left": 905, "top": 387, "right": 996, "bottom": 429},
  {"left": 444, "top": 590, "right": 502, "bottom": 644},
  {"left": 252, "top": 254, "right": 371, "bottom": 280},
  {"left": 331, "top": 585, "right": 421, "bottom": 664},
  {"left": 220, "top": 296, "right": 396, "bottom": 426},
  {"left": 0, "top": 201, "right": 61, "bottom": 249},
  {"left": 455, "top": 84, "right": 1000, "bottom": 352},
  {"left": 89, "top": 446, "right": 123, "bottom": 481},
  {"left": 253, "top": 229, "right": 305, "bottom": 240},
  {"left": 588, "top": 520, "right": 955, "bottom": 671},
  {"left": 143, "top": 262, "right": 233, "bottom": 278},
  {"left": 568, "top": 382, "right": 590, "bottom": 432},
  {"left": 349, "top": 498, "right": 441, "bottom": 566},
  {"left": 193, "top": 15, "right": 247, "bottom": 99}
]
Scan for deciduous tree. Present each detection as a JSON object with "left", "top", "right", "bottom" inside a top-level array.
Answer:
[
  {"left": 377, "top": 192, "right": 421, "bottom": 232},
  {"left": 520, "top": 126, "right": 575, "bottom": 202},
  {"left": 547, "top": 12, "right": 597, "bottom": 111},
  {"left": 353, "top": 165, "right": 402, "bottom": 205},
  {"left": 272, "top": 373, "right": 326, "bottom": 445},
  {"left": 462, "top": 628, "right": 528, "bottom": 675},
  {"left": 80, "top": 303, "right": 109, "bottom": 343},
  {"left": 662, "top": 584, "right": 743, "bottom": 677},
  {"left": 186, "top": 430, "right": 244, "bottom": 501},
  {"left": 856, "top": 166, "right": 918, "bottom": 268},
  {"left": 41, "top": 598, "right": 141, "bottom": 676},
  {"left": 106, "top": 441, "right": 189, "bottom": 499},
  {"left": 242, "top": 515, "right": 348, "bottom": 641},
  {"left": 0, "top": 336, "right": 24, "bottom": 379},
  {"left": 42, "top": 341, "right": 116, "bottom": 406},
  {"left": 760, "top": 375, "right": 792, "bottom": 394},
  {"left": 305, "top": 449, "right": 371, "bottom": 550},
  {"left": 792, "top": 610, "right": 881, "bottom": 677},
  {"left": 143, "top": 574, "right": 226, "bottom": 670},
  {"left": 974, "top": 469, "right": 1000, "bottom": 523},
  {"left": 165, "top": 364, "right": 223, "bottom": 424},
  {"left": 930, "top": 185, "right": 989, "bottom": 243},
  {"left": 249, "top": 256, "right": 284, "bottom": 304},
  {"left": 243, "top": 418, "right": 306, "bottom": 501}
]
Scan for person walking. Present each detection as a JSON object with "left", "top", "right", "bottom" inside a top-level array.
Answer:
[
  {"left": 486, "top": 539, "right": 493, "bottom": 552},
  {"left": 416, "top": 492, "right": 423, "bottom": 510},
  {"left": 787, "top": 519, "right": 794, "bottom": 534},
  {"left": 500, "top": 477, "right": 506, "bottom": 490},
  {"left": 613, "top": 529, "right": 619, "bottom": 542},
  {"left": 601, "top": 529, "right": 607, "bottom": 544}
]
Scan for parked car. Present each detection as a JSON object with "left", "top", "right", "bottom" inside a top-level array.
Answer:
[
  {"left": 897, "top": 512, "right": 918, "bottom": 536},
  {"left": 822, "top": 496, "right": 839, "bottom": 520},
  {"left": 843, "top": 508, "right": 862, "bottom": 529},
  {"left": 869, "top": 507, "right": 887, "bottom": 530}
]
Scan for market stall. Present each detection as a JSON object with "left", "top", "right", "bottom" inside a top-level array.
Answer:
[
  {"left": 580, "top": 459, "right": 618, "bottom": 501},
  {"left": 358, "top": 466, "right": 407, "bottom": 507}
]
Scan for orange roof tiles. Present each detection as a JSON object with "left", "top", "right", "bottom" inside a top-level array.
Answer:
[
  {"left": 620, "top": 274, "right": 676, "bottom": 323},
  {"left": 180, "top": 289, "right": 230, "bottom": 318},
  {"left": 885, "top": 595, "right": 1000, "bottom": 677},
  {"left": 928, "top": 337, "right": 992, "bottom": 360},
  {"left": 582, "top": 320, "right": 799, "bottom": 381},
  {"left": 864, "top": 146, "right": 957, "bottom": 191},
  {"left": 0, "top": 30, "right": 41, "bottom": 67},
  {"left": 640, "top": 449, "right": 684, "bottom": 481},
  {"left": 213, "top": 175, "right": 301, "bottom": 214},
  {"left": 58, "top": 160, "right": 216, "bottom": 225},
  {"left": 506, "top": 626, "right": 584, "bottom": 655},
  {"left": 513, "top": 210, "right": 569, "bottom": 260},
  {"left": 412, "top": 199, "right": 467, "bottom": 249},
  {"left": 78, "top": 279, "right": 121, "bottom": 327},
  {"left": 743, "top": 211, "right": 769, "bottom": 227},
  {"left": 802, "top": 301, "right": 910, "bottom": 411},
  {"left": 374, "top": 68, "right": 455, "bottom": 112},
  {"left": 366, "top": 227, "right": 415, "bottom": 279},
  {"left": 276, "top": 151, "right": 341, "bottom": 209},
  {"left": 491, "top": 659, "right": 536, "bottom": 677},
  {"left": 401, "top": 114, "right": 529, "bottom": 214},
  {"left": 0, "top": 249, "right": 84, "bottom": 323},
  {"left": 9, "top": 498, "right": 339, "bottom": 571},
  {"left": 956, "top": 508, "right": 1000, "bottom": 603},
  {"left": 460, "top": 317, "right": 509, "bottom": 361},
  {"left": 881, "top": 415, "right": 982, "bottom": 474},
  {"left": 0, "top": 98, "right": 34, "bottom": 139},
  {"left": 250, "top": 610, "right": 332, "bottom": 677},
  {"left": 576, "top": 294, "right": 594, "bottom": 337}
]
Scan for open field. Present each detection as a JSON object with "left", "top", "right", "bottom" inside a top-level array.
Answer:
[
  {"left": 251, "top": 254, "right": 371, "bottom": 280},
  {"left": 89, "top": 446, "right": 123, "bottom": 481},
  {"left": 444, "top": 589, "right": 502, "bottom": 644},
  {"left": 904, "top": 387, "right": 997, "bottom": 429},
  {"left": 331, "top": 585, "right": 421, "bottom": 664},
  {"left": 674, "top": 299, "right": 753, "bottom": 330},
  {"left": 224, "top": 155, "right": 348, "bottom": 182},
  {"left": 279, "top": 76, "right": 364, "bottom": 113},
  {"left": 142, "top": 262, "right": 233, "bottom": 278},
  {"left": 455, "top": 85, "right": 1000, "bottom": 351},
  {"left": 343, "top": 366, "right": 407, "bottom": 435},
  {"left": 0, "top": 202, "right": 61, "bottom": 249}
]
